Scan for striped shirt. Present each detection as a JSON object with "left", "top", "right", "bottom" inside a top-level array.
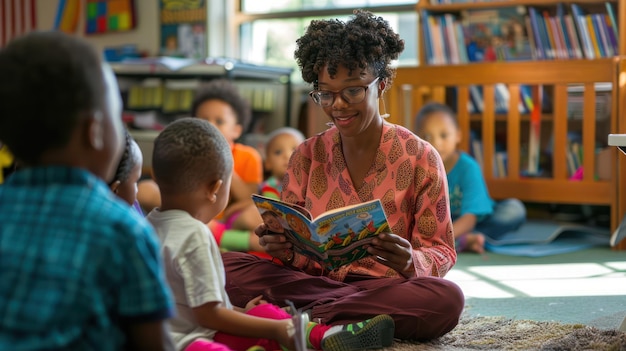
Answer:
[{"left": 0, "top": 167, "right": 173, "bottom": 350}]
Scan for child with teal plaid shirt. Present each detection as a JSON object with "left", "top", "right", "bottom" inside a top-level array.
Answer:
[{"left": 0, "top": 32, "right": 174, "bottom": 350}]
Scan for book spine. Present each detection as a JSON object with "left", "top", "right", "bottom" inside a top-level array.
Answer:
[
  {"left": 571, "top": 4, "right": 595, "bottom": 59},
  {"left": 444, "top": 14, "right": 460, "bottom": 64},
  {"left": 429, "top": 15, "right": 445, "bottom": 64},
  {"left": 524, "top": 16, "right": 538, "bottom": 60},
  {"left": 586, "top": 15, "right": 603, "bottom": 57},
  {"left": 556, "top": 14, "right": 573, "bottom": 58},
  {"left": 549, "top": 16, "right": 567, "bottom": 59},
  {"left": 528, "top": 7, "right": 545, "bottom": 60},
  {"left": 604, "top": 15, "right": 619, "bottom": 55},
  {"left": 469, "top": 85, "right": 484, "bottom": 113},
  {"left": 421, "top": 11, "right": 435, "bottom": 64},
  {"left": 438, "top": 16, "right": 451, "bottom": 64},
  {"left": 605, "top": 2, "right": 619, "bottom": 41},
  {"left": 594, "top": 14, "right": 611, "bottom": 57},
  {"left": 519, "top": 84, "right": 533, "bottom": 114},
  {"left": 564, "top": 15, "right": 583, "bottom": 59},
  {"left": 538, "top": 11, "right": 555, "bottom": 59},
  {"left": 543, "top": 12, "right": 561, "bottom": 59},
  {"left": 455, "top": 20, "right": 469, "bottom": 63}
]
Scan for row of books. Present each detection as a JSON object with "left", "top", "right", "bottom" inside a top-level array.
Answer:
[
  {"left": 422, "top": 3, "right": 619, "bottom": 65},
  {"left": 470, "top": 140, "right": 584, "bottom": 179},
  {"left": 422, "top": 7, "right": 532, "bottom": 65},
  {"left": 465, "top": 84, "right": 534, "bottom": 114},
  {"left": 470, "top": 139, "right": 510, "bottom": 178},
  {"left": 121, "top": 78, "right": 276, "bottom": 113},
  {"left": 528, "top": 3, "right": 618, "bottom": 60}
]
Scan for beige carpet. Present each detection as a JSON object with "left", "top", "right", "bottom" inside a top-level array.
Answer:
[{"left": 387, "top": 316, "right": 626, "bottom": 350}]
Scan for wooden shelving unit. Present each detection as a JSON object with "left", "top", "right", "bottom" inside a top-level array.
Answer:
[{"left": 387, "top": 0, "right": 626, "bottom": 249}]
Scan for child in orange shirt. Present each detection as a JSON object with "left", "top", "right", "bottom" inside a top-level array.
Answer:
[
  {"left": 137, "top": 79, "right": 265, "bottom": 253},
  {"left": 192, "top": 79, "right": 265, "bottom": 253}
]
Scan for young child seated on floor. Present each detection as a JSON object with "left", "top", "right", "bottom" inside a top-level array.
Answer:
[
  {"left": 110, "top": 130, "right": 144, "bottom": 215},
  {"left": 146, "top": 117, "right": 395, "bottom": 351},
  {"left": 415, "top": 102, "right": 526, "bottom": 253},
  {"left": 137, "top": 79, "right": 264, "bottom": 254},
  {"left": 260, "top": 127, "right": 306, "bottom": 199},
  {"left": 192, "top": 79, "right": 265, "bottom": 253},
  {"left": 0, "top": 32, "right": 173, "bottom": 350}
]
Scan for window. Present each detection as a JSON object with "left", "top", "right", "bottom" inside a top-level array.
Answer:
[{"left": 234, "top": 1, "right": 418, "bottom": 83}]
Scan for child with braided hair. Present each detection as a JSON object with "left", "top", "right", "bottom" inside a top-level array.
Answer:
[{"left": 109, "top": 130, "right": 144, "bottom": 215}]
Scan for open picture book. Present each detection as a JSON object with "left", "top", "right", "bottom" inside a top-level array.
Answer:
[{"left": 251, "top": 194, "right": 391, "bottom": 270}]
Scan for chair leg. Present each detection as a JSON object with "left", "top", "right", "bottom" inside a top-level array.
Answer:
[{"left": 619, "top": 315, "right": 626, "bottom": 332}]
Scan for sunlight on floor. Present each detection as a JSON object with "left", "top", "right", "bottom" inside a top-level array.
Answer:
[{"left": 445, "top": 262, "right": 626, "bottom": 299}]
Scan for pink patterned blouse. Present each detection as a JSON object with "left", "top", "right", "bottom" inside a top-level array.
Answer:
[{"left": 282, "top": 122, "right": 456, "bottom": 281}]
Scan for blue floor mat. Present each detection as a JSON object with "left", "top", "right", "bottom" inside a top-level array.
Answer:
[{"left": 484, "top": 220, "right": 610, "bottom": 257}]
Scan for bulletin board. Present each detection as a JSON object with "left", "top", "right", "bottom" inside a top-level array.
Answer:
[
  {"left": 85, "top": 0, "right": 136, "bottom": 34},
  {"left": 160, "top": 0, "right": 206, "bottom": 58}
]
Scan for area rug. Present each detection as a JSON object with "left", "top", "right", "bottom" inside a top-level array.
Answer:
[{"left": 388, "top": 316, "right": 626, "bottom": 350}]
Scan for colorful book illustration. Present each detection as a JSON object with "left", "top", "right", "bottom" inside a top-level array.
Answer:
[
  {"left": 252, "top": 194, "right": 391, "bottom": 271},
  {"left": 461, "top": 7, "right": 532, "bottom": 62}
]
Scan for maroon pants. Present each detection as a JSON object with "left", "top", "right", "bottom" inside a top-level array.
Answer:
[{"left": 222, "top": 252, "right": 464, "bottom": 341}]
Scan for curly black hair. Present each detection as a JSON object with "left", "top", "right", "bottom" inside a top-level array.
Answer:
[
  {"left": 190, "top": 79, "right": 252, "bottom": 132},
  {"left": 109, "top": 130, "right": 140, "bottom": 185},
  {"left": 0, "top": 32, "right": 106, "bottom": 164},
  {"left": 414, "top": 102, "right": 458, "bottom": 132},
  {"left": 294, "top": 9, "right": 405, "bottom": 87},
  {"left": 152, "top": 118, "right": 233, "bottom": 194}
]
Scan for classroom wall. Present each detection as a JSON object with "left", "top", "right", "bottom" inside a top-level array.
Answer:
[{"left": 35, "top": 0, "right": 160, "bottom": 56}]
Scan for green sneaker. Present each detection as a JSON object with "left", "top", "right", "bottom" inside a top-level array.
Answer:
[{"left": 320, "top": 314, "right": 395, "bottom": 351}]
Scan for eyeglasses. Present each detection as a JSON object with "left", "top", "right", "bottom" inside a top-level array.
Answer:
[{"left": 309, "top": 78, "right": 379, "bottom": 107}]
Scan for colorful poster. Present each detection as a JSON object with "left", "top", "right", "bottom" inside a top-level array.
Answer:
[
  {"left": 160, "top": 0, "right": 206, "bottom": 58},
  {"left": 85, "top": 0, "right": 136, "bottom": 34}
]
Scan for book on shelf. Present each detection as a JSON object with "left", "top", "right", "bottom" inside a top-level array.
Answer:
[
  {"left": 462, "top": 7, "right": 533, "bottom": 62},
  {"left": 495, "top": 151, "right": 508, "bottom": 178},
  {"left": 252, "top": 194, "right": 391, "bottom": 271},
  {"left": 606, "top": 2, "right": 619, "bottom": 41},
  {"left": 465, "top": 83, "right": 530, "bottom": 114},
  {"left": 527, "top": 98, "right": 542, "bottom": 176}
]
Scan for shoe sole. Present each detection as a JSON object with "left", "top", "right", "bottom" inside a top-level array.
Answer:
[{"left": 321, "top": 314, "right": 395, "bottom": 351}]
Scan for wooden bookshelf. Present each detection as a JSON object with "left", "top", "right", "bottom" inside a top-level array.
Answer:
[{"left": 388, "top": 0, "right": 626, "bottom": 249}]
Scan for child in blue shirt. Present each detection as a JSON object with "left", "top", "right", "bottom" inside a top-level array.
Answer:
[
  {"left": 415, "top": 102, "right": 526, "bottom": 253},
  {"left": 0, "top": 32, "right": 174, "bottom": 350}
]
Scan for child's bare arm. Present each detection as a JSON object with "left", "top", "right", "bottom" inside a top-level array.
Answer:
[
  {"left": 452, "top": 213, "right": 477, "bottom": 238},
  {"left": 229, "top": 172, "right": 258, "bottom": 202},
  {"left": 193, "top": 301, "right": 294, "bottom": 349},
  {"left": 124, "top": 320, "right": 175, "bottom": 351}
]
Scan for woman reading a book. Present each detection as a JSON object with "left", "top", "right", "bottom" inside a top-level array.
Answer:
[{"left": 222, "top": 9, "right": 464, "bottom": 341}]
